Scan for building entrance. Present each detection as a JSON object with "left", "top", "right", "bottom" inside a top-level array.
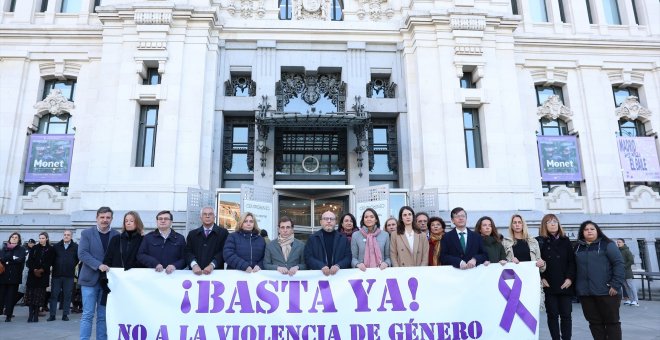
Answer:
[{"left": 276, "top": 187, "right": 351, "bottom": 238}]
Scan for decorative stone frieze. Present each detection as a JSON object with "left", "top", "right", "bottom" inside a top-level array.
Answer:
[
  {"left": 33, "top": 89, "right": 75, "bottom": 116},
  {"left": 134, "top": 11, "right": 172, "bottom": 24},
  {"left": 39, "top": 61, "right": 81, "bottom": 80},
  {"left": 615, "top": 96, "right": 652, "bottom": 121},
  {"left": 137, "top": 41, "right": 167, "bottom": 50},
  {"left": 22, "top": 185, "right": 66, "bottom": 211},
  {"left": 226, "top": 0, "right": 266, "bottom": 18},
  {"left": 455, "top": 45, "right": 483, "bottom": 55},
  {"left": 449, "top": 15, "right": 486, "bottom": 31},
  {"left": 545, "top": 186, "right": 584, "bottom": 211},
  {"left": 537, "top": 95, "right": 573, "bottom": 121},
  {"left": 607, "top": 69, "right": 644, "bottom": 87},
  {"left": 627, "top": 186, "right": 660, "bottom": 211},
  {"left": 529, "top": 67, "right": 568, "bottom": 85},
  {"left": 356, "top": 0, "right": 394, "bottom": 21}
]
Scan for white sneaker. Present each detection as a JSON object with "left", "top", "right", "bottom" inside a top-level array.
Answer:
[
  {"left": 623, "top": 300, "right": 632, "bottom": 305},
  {"left": 630, "top": 301, "right": 639, "bottom": 307}
]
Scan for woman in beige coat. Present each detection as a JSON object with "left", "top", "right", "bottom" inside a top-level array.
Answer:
[
  {"left": 390, "top": 206, "right": 429, "bottom": 267},
  {"left": 502, "top": 214, "right": 546, "bottom": 271}
]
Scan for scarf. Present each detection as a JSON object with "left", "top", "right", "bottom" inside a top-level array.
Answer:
[
  {"left": 429, "top": 233, "right": 442, "bottom": 266},
  {"left": 6, "top": 243, "right": 17, "bottom": 250},
  {"left": 278, "top": 234, "right": 294, "bottom": 261},
  {"left": 360, "top": 227, "right": 382, "bottom": 268}
]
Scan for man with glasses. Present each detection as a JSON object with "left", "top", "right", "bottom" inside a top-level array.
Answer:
[
  {"left": 264, "top": 216, "right": 306, "bottom": 275},
  {"left": 137, "top": 210, "right": 186, "bottom": 274},
  {"left": 78, "top": 206, "right": 119, "bottom": 340},
  {"left": 185, "top": 207, "right": 229, "bottom": 274},
  {"left": 440, "top": 207, "right": 486, "bottom": 269},
  {"left": 304, "top": 211, "right": 351, "bottom": 276},
  {"left": 48, "top": 229, "right": 78, "bottom": 321}
]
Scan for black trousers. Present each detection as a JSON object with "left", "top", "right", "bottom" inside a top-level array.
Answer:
[
  {"left": 0, "top": 284, "right": 19, "bottom": 317},
  {"left": 580, "top": 295, "right": 622, "bottom": 340},
  {"left": 545, "top": 293, "right": 572, "bottom": 340}
]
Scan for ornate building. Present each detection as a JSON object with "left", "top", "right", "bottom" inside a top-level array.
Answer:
[{"left": 1, "top": 0, "right": 659, "bottom": 270}]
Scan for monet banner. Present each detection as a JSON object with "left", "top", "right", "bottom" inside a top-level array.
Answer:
[
  {"left": 537, "top": 136, "right": 582, "bottom": 182},
  {"left": 24, "top": 134, "right": 75, "bottom": 183},
  {"left": 107, "top": 263, "right": 541, "bottom": 340},
  {"left": 617, "top": 137, "right": 660, "bottom": 182}
]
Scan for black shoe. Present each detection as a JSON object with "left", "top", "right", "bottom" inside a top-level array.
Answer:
[
  {"left": 62, "top": 315, "right": 69, "bottom": 321},
  {"left": 5, "top": 317, "right": 11, "bottom": 322},
  {"left": 47, "top": 316, "right": 56, "bottom": 321}
]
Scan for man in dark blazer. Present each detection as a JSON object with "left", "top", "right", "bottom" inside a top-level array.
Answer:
[
  {"left": 440, "top": 207, "right": 487, "bottom": 269},
  {"left": 304, "top": 211, "right": 351, "bottom": 276},
  {"left": 264, "top": 216, "right": 306, "bottom": 275},
  {"left": 185, "top": 207, "right": 229, "bottom": 274},
  {"left": 48, "top": 229, "right": 78, "bottom": 321}
]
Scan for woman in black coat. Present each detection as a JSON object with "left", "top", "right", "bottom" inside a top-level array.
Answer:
[
  {"left": 104, "top": 211, "right": 145, "bottom": 270},
  {"left": 0, "top": 232, "right": 26, "bottom": 322},
  {"left": 25, "top": 232, "right": 55, "bottom": 322},
  {"left": 537, "top": 214, "right": 576, "bottom": 340}
]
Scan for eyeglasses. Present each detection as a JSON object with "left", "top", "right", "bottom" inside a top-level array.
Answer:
[
  {"left": 322, "top": 217, "right": 336, "bottom": 221},
  {"left": 546, "top": 220, "right": 559, "bottom": 224},
  {"left": 157, "top": 217, "right": 171, "bottom": 221}
]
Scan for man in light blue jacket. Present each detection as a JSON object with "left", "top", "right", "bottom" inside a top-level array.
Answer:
[{"left": 78, "top": 206, "right": 119, "bottom": 340}]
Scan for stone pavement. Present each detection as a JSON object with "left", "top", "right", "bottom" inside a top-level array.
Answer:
[{"left": 1, "top": 299, "right": 659, "bottom": 339}]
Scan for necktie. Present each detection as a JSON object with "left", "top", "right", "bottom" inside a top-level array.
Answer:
[
  {"left": 204, "top": 229, "right": 211, "bottom": 237},
  {"left": 459, "top": 232, "right": 466, "bottom": 252}
]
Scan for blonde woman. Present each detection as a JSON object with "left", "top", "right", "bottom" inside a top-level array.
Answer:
[
  {"left": 223, "top": 212, "right": 265, "bottom": 272},
  {"left": 503, "top": 214, "right": 546, "bottom": 271}
]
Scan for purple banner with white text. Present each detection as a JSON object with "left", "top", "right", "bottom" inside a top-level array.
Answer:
[
  {"left": 24, "top": 134, "right": 75, "bottom": 183},
  {"left": 107, "top": 263, "right": 540, "bottom": 340}
]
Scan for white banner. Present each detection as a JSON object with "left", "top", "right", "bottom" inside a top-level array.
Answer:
[
  {"left": 107, "top": 263, "right": 540, "bottom": 340},
  {"left": 356, "top": 199, "right": 389, "bottom": 223}
]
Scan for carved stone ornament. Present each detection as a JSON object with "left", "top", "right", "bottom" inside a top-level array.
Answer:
[
  {"left": 33, "top": 89, "right": 75, "bottom": 116},
  {"left": 295, "top": 0, "right": 329, "bottom": 20},
  {"left": 226, "top": 0, "right": 266, "bottom": 18},
  {"left": 356, "top": 0, "right": 394, "bottom": 21},
  {"left": 134, "top": 12, "right": 172, "bottom": 25},
  {"left": 276, "top": 72, "right": 346, "bottom": 112},
  {"left": 615, "top": 96, "right": 652, "bottom": 121},
  {"left": 545, "top": 185, "right": 584, "bottom": 211},
  {"left": 22, "top": 185, "right": 66, "bottom": 211},
  {"left": 537, "top": 95, "right": 573, "bottom": 121},
  {"left": 449, "top": 15, "right": 486, "bottom": 31},
  {"left": 627, "top": 185, "right": 660, "bottom": 210}
]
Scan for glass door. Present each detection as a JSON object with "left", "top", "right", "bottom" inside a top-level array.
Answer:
[{"left": 277, "top": 190, "right": 349, "bottom": 240}]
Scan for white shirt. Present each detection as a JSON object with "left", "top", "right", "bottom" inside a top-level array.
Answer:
[{"left": 405, "top": 231, "right": 415, "bottom": 252}]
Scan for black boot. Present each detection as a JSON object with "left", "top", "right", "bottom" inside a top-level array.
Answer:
[
  {"left": 27, "top": 306, "right": 34, "bottom": 323},
  {"left": 32, "top": 307, "right": 38, "bottom": 323}
]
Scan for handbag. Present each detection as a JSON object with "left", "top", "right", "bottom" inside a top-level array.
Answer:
[{"left": 0, "top": 261, "right": 5, "bottom": 275}]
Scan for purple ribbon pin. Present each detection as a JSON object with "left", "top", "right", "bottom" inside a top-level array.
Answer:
[{"left": 498, "top": 269, "right": 537, "bottom": 334}]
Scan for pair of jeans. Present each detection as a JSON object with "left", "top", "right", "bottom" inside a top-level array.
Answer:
[
  {"left": 544, "top": 294, "right": 572, "bottom": 340},
  {"left": 49, "top": 276, "right": 74, "bottom": 317},
  {"left": 80, "top": 283, "right": 107, "bottom": 340},
  {"left": 580, "top": 295, "right": 621, "bottom": 340}
]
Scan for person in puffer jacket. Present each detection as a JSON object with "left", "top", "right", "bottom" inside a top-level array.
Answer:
[
  {"left": 223, "top": 212, "right": 265, "bottom": 272},
  {"left": 574, "top": 220, "right": 625, "bottom": 340}
]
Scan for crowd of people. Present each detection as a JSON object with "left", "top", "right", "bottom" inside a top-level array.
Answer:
[{"left": 0, "top": 205, "right": 632, "bottom": 340}]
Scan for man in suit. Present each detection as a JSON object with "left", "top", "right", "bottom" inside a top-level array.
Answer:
[
  {"left": 78, "top": 206, "right": 119, "bottom": 340},
  {"left": 48, "top": 229, "right": 78, "bottom": 321},
  {"left": 440, "top": 207, "right": 487, "bottom": 269},
  {"left": 304, "top": 211, "right": 352, "bottom": 276},
  {"left": 263, "top": 216, "right": 306, "bottom": 275},
  {"left": 185, "top": 207, "right": 229, "bottom": 274}
]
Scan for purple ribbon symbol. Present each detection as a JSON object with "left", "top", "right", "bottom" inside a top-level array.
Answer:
[{"left": 498, "top": 269, "right": 537, "bottom": 334}]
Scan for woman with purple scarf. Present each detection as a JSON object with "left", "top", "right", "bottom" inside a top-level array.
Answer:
[{"left": 350, "top": 208, "right": 391, "bottom": 271}]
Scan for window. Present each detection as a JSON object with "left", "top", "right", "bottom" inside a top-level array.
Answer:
[
  {"left": 586, "top": 0, "right": 594, "bottom": 23},
  {"left": 511, "top": 0, "right": 519, "bottom": 14},
  {"left": 60, "top": 0, "right": 80, "bottom": 13},
  {"left": 40, "top": 0, "right": 48, "bottom": 12},
  {"left": 530, "top": 0, "right": 549, "bottom": 22},
  {"left": 558, "top": 0, "right": 567, "bottom": 22},
  {"left": 613, "top": 87, "right": 638, "bottom": 107},
  {"left": 222, "top": 118, "right": 254, "bottom": 187},
  {"left": 143, "top": 68, "right": 161, "bottom": 85},
  {"left": 460, "top": 72, "right": 476, "bottom": 89},
  {"left": 602, "top": 0, "right": 621, "bottom": 24},
  {"left": 38, "top": 113, "right": 74, "bottom": 134},
  {"left": 463, "top": 108, "right": 483, "bottom": 168},
  {"left": 43, "top": 79, "right": 76, "bottom": 101},
  {"left": 278, "top": 0, "right": 292, "bottom": 20},
  {"left": 136, "top": 106, "right": 158, "bottom": 167},
  {"left": 331, "top": 0, "right": 343, "bottom": 21},
  {"left": 274, "top": 130, "right": 346, "bottom": 177},
  {"left": 8, "top": 0, "right": 16, "bottom": 12},
  {"left": 535, "top": 85, "right": 563, "bottom": 106},
  {"left": 367, "top": 76, "right": 396, "bottom": 98},
  {"left": 93, "top": 0, "right": 101, "bottom": 13},
  {"left": 225, "top": 74, "right": 256, "bottom": 97},
  {"left": 369, "top": 120, "right": 399, "bottom": 187},
  {"left": 618, "top": 119, "right": 645, "bottom": 137}
]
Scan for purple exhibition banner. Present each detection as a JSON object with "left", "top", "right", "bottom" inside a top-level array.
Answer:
[
  {"left": 537, "top": 136, "right": 583, "bottom": 182},
  {"left": 107, "top": 263, "right": 541, "bottom": 340},
  {"left": 24, "top": 134, "right": 75, "bottom": 183},
  {"left": 617, "top": 137, "right": 660, "bottom": 182}
]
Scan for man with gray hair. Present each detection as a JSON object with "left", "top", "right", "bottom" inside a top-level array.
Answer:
[
  {"left": 48, "top": 229, "right": 78, "bottom": 322},
  {"left": 185, "top": 207, "right": 229, "bottom": 274}
]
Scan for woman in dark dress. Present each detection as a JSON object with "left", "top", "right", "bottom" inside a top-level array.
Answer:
[
  {"left": 25, "top": 232, "right": 54, "bottom": 322},
  {"left": 537, "top": 214, "right": 576, "bottom": 340},
  {"left": 104, "top": 211, "right": 145, "bottom": 270},
  {"left": 0, "top": 232, "right": 26, "bottom": 322}
]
